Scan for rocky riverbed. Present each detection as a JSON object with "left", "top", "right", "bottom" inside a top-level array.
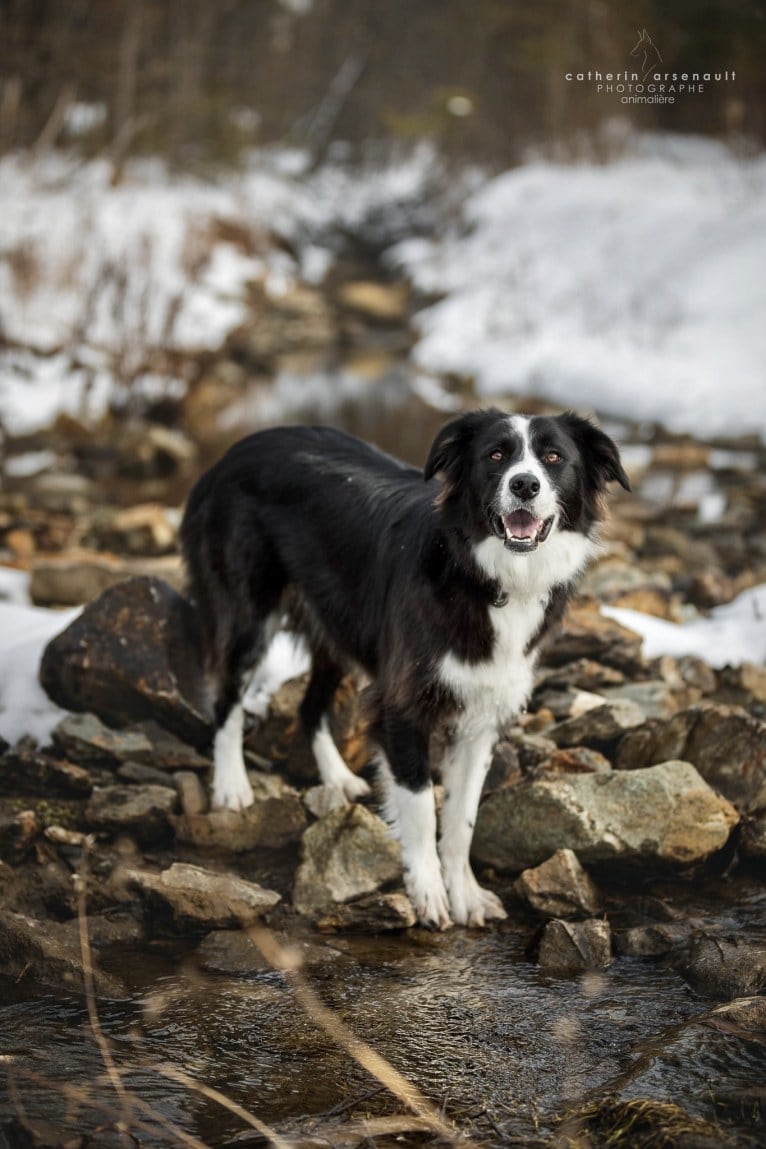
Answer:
[{"left": 1, "top": 360, "right": 766, "bottom": 1146}]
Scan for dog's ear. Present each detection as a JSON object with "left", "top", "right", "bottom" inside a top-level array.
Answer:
[
  {"left": 559, "top": 413, "right": 632, "bottom": 493},
  {"left": 424, "top": 411, "right": 487, "bottom": 486}
]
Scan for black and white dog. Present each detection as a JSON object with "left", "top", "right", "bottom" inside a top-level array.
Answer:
[{"left": 180, "top": 409, "right": 630, "bottom": 929}]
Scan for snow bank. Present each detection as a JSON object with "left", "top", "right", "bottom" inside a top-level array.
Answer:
[
  {"left": 395, "top": 134, "right": 766, "bottom": 441},
  {"left": 602, "top": 584, "right": 766, "bottom": 669},
  {"left": 0, "top": 601, "right": 80, "bottom": 745}
]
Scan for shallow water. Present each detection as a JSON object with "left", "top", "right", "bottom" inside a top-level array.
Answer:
[{"left": 1, "top": 874, "right": 765, "bottom": 1146}]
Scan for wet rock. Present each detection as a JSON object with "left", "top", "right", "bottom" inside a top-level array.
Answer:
[
  {"left": 40, "top": 577, "right": 211, "bottom": 749},
  {"left": 615, "top": 703, "right": 766, "bottom": 812},
  {"left": 172, "top": 771, "right": 306, "bottom": 851},
  {"left": 315, "top": 891, "right": 416, "bottom": 933},
  {"left": 614, "top": 922, "right": 693, "bottom": 958},
  {"left": 679, "top": 934, "right": 766, "bottom": 999},
  {"left": 516, "top": 849, "right": 600, "bottom": 919},
  {"left": 127, "top": 862, "right": 280, "bottom": 931},
  {"left": 549, "top": 699, "right": 645, "bottom": 750},
  {"left": 0, "top": 809, "right": 42, "bottom": 864},
  {"left": 195, "top": 928, "right": 272, "bottom": 975},
  {"left": 293, "top": 805, "right": 402, "bottom": 919},
  {"left": 537, "top": 918, "right": 612, "bottom": 970},
  {"left": 0, "top": 745, "right": 92, "bottom": 797},
  {"left": 30, "top": 552, "right": 184, "bottom": 606},
  {"left": 0, "top": 909, "right": 124, "bottom": 996},
  {"left": 741, "top": 809, "right": 766, "bottom": 859},
  {"left": 174, "top": 769, "right": 207, "bottom": 816},
  {"left": 86, "top": 784, "right": 177, "bottom": 844},
  {"left": 52, "top": 712, "right": 211, "bottom": 772},
  {"left": 473, "top": 761, "right": 738, "bottom": 872},
  {"left": 539, "top": 600, "right": 645, "bottom": 674}
]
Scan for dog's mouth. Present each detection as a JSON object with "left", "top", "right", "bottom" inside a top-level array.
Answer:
[{"left": 494, "top": 511, "right": 554, "bottom": 553}]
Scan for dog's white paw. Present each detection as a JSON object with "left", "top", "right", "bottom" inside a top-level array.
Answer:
[
  {"left": 211, "top": 773, "right": 255, "bottom": 812},
  {"left": 405, "top": 869, "right": 453, "bottom": 931},
  {"left": 446, "top": 867, "right": 507, "bottom": 928},
  {"left": 340, "top": 772, "right": 372, "bottom": 802}
]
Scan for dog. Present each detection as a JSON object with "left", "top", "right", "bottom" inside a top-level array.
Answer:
[{"left": 180, "top": 409, "right": 630, "bottom": 928}]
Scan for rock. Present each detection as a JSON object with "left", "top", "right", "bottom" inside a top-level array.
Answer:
[
  {"left": 315, "top": 892, "right": 416, "bottom": 933},
  {"left": 30, "top": 553, "right": 184, "bottom": 606},
  {"left": 293, "top": 805, "right": 402, "bottom": 919},
  {"left": 741, "top": 808, "right": 766, "bottom": 859},
  {"left": 539, "top": 600, "right": 645, "bottom": 674},
  {"left": 226, "top": 283, "right": 335, "bottom": 364},
  {"left": 536, "top": 748, "right": 612, "bottom": 775},
  {"left": 615, "top": 703, "right": 766, "bottom": 812},
  {"left": 0, "top": 809, "right": 42, "bottom": 864},
  {"left": 172, "top": 772, "right": 306, "bottom": 851},
  {"left": 116, "top": 761, "right": 177, "bottom": 786},
  {"left": 614, "top": 923, "right": 693, "bottom": 958},
  {"left": 86, "top": 503, "right": 180, "bottom": 556},
  {"left": 679, "top": 934, "right": 766, "bottom": 999},
  {"left": 304, "top": 784, "right": 352, "bottom": 819},
  {"left": 715, "top": 662, "right": 766, "bottom": 710},
  {"left": 549, "top": 699, "right": 645, "bottom": 750},
  {"left": 40, "top": 577, "right": 211, "bottom": 749},
  {"left": 0, "top": 745, "right": 92, "bottom": 797},
  {"left": 485, "top": 740, "right": 522, "bottom": 790},
  {"left": 86, "top": 784, "right": 178, "bottom": 844},
  {"left": 336, "top": 280, "right": 409, "bottom": 323},
  {"left": 0, "top": 909, "right": 124, "bottom": 996},
  {"left": 513, "top": 733, "right": 559, "bottom": 773},
  {"left": 52, "top": 712, "right": 210, "bottom": 771},
  {"left": 472, "top": 761, "right": 738, "bottom": 872},
  {"left": 602, "top": 680, "right": 681, "bottom": 720},
  {"left": 516, "top": 849, "right": 600, "bottom": 918},
  {"left": 537, "top": 918, "right": 612, "bottom": 970},
  {"left": 127, "top": 862, "right": 280, "bottom": 930},
  {"left": 174, "top": 770, "right": 208, "bottom": 816},
  {"left": 536, "top": 659, "right": 626, "bottom": 692},
  {"left": 195, "top": 928, "right": 271, "bottom": 975}
]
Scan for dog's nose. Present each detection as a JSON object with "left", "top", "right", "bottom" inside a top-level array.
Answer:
[{"left": 509, "top": 472, "right": 541, "bottom": 501}]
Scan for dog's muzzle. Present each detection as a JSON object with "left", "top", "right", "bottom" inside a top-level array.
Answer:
[{"left": 493, "top": 510, "right": 555, "bottom": 553}]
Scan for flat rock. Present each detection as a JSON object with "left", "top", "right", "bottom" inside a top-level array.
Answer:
[
  {"left": 0, "top": 909, "right": 124, "bottom": 996},
  {"left": 86, "top": 784, "right": 177, "bottom": 844},
  {"left": 616, "top": 703, "right": 766, "bottom": 812},
  {"left": 538, "top": 918, "right": 612, "bottom": 970},
  {"left": 40, "top": 577, "right": 211, "bottom": 749},
  {"left": 516, "top": 849, "right": 600, "bottom": 918},
  {"left": 172, "top": 771, "right": 306, "bottom": 851},
  {"left": 30, "top": 552, "right": 183, "bottom": 607},
  {"left": 0, "top": 746, "right": 92, "bottom": 797},
  {"left": 679, "top": 934, "right": 766, "bottom": 1000},
  {"left": 602, "top": 680, "right": 682, "bottom": 720},
  {"left": 473, "top": 760, "right": 738, "bottom": 872},
  {"left": 539, "top": 600, "right": 645, "bottom": 673},
  {"left": 52, "top": 712, "right": 210, "bottom": 771},
  {"left": 549, "top": 699, "right": 645, "bottom": 750},
  {"left": 127, "top": 862, "right": 280, "bottom": 930},
  {"left": 293, "top": 805, "right": 402, "bottom": 918},
  {"left": 314, "top": 892, "right": 416, "bottom": 933}
]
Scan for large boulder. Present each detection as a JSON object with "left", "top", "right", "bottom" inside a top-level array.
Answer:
[
  {"left": 615, "top": 703, "right": 766, "bottom": 812},
  {"left": 472, "top": 760, "right": 738, "bottom": 872},
  {"left": 40, "top": 577, "right": 211, "bottom": 749}
]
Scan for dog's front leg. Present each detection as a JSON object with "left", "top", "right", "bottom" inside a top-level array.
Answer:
[
  {"left": 439, "top": 728, "right": 507, "bottom": 927},
  {"left": 376, "top": 716, "right": 451, "bottom": 930}
]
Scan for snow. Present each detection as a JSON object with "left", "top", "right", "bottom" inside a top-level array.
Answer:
[
  {"left": 394, "top": 134, "right": 766, "bottom": 441},
  {"left": 0, "top": 601, "right": 80, "bottom": 745},
  {"left": 602, "top": 585, "right": 766, "bottom": 669}
]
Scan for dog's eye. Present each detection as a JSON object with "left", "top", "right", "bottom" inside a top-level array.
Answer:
[
  {"left": 544, "top": 450, "right": 562, "bottom": 465},
  {"left": 489, "top": 450, "right": 504, "bottom": 462}
]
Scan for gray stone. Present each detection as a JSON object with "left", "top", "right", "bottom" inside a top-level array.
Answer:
[
  {"left": 741, "top": 808, "right": 766, "bottom": 859},
  {"left": 549, "top": 699, "right": 645, "bottom": 750},
  {"left": 315, "top": 892, "right": 416, "bottom": 933},
  {"left": 539, "top": 601, "right": 645, "bottom": 674},
  {"left": 614, "top": 923, "right": 693, "bottom": 958},
  {"left": 679, "top": 934, "right": 766, "bottom": 1000},
  {"left": 293, "top": 805, "right": 402, "bottom": 918},
  {"left": 616, "top": 703, "right": 766, "bottom": 812},
  {"left": 195, "top": 928, "right": 271, "bottom": 975},
  {"left": 602, "top": 680, "right": 681, "bottom": 720},
  {"left": 127, "top": 862, "right": 280, "bottom": 930},
  {"left": 0, "top": 746, "right": 92, "bottom": 797},
  {"left": 172, "top": 772, "right": 306, "bottom": 851},
  {"left": 473, "top": 761, "right": 738, "bottom": 872},
  {"left": 304, "top": 784, "right": 351, "bottom": 819},
  {"left": 53, "top": 712, "right": 210, "bottom": 771},
  {"left": 40, "top": 577, "right": 211, "bottom": 749},
  {"left": 516, "top": 849, "right": 600, "bottom": 918},
  {"left": 0, "top": 909, "right": 124, "bottom": 996},
  {"left": 538, "top": 918, "right": 612, "bottom": 970},
  {"left": 116, "top": 761, "right": 174, "bottom": 786},
  {"left": 86, "top": 784, "right": 177, "bottom": 844},
  {"left": 30, "top": 554, "right": 184, "bottom": 607}
]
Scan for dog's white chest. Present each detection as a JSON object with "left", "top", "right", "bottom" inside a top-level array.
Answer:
[{"left": 438, "top": 597, "right": 545, "bottom": 730}]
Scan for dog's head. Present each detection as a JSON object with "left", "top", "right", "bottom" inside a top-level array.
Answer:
[{"left": 424, "top": 408, "right": 630, "bottom": 552}]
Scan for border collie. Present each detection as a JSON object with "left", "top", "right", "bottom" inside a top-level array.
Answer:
[{"left": 180, "top": 410, "right": 629, "bottom": 929}]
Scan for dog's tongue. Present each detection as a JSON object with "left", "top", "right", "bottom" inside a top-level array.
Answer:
[{"left": 503, "top": 510, "right": 541, "bottom": 540}]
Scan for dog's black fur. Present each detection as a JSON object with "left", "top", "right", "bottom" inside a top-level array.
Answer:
[{"left": 181, "top": 409, "right": 629, "bottom": 927}]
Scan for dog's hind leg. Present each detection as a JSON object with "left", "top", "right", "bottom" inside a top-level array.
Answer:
[
  {"left": 299, "top": 651, "right": 371, "bottom": 801},
  {"left": 211, "top": 624, "right": 268, "bottom": 811},
  {"left": 375, "top": 711, "right": 451, "bottom": 930},
  {"left": 438, "top": 727, "right": 507, "bottom": 927}
]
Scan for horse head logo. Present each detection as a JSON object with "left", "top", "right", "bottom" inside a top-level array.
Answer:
[{"left": 630, "top": 28, "right": 662, "bottom": 81}]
